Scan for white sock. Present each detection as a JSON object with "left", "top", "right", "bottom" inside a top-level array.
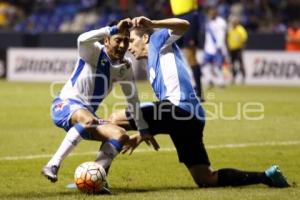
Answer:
[
  {"left": 47, "top": 127, "right": 83, "bottom": 167},
  {"left": 214, "top": 65, "right": 225, "bottom": 86},
  {"left": 95, "top": 141, "right": 120, "bottom": 170},
  {"left": 202, "top": 64, "right": 213, "bottom": 86}
]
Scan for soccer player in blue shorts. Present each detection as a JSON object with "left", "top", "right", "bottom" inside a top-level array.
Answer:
[
  {"left": 109, "top": 16, "right": 290, "bottom": 188},
  {"left": 202, "top": 7, "right": 227, "bottom": 88},
  {"left": 41, "top": 18, "right": 159, "bottom": 190}
]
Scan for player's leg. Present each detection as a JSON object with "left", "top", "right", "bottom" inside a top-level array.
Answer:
[
  {"left": 42, "top": 100, "right": 87, "bottom": 182},
  {"left": 43, "top": 102, "right": 127, "bottom": 182},
  {"left": 189, "top": 164, "right": 290, "bottom": 188},
  {"left": 184, "top": 140, "right": 289, "bottom": 188},
  {"left": 237, "top": 49, "right": 246, "bottom": 83},
  {"left": 70, "top": 108, "right": 127, "bottom": 142},
  {"left": 213, "top": 53, "right": 225, "bottom": 87},
  {"left": 170, "top": 125, "right": 218, "bottom": 187},
  {"left": 189, "top": 164, "right": 269, "bottom": 187},
  {"left": 183, "top": 47, "right": 204, "bottom": 101},
  {"left": 109, "top": 109, "right": 133, "bottom": 130},
  {"left": 42, "top": 121, "right": 85, "bottom": 182},
  {"left": 184, "top": 131, "right": 290, "bottom": 188},
  {"left": 169, "top": 110, "right": 290, "bottom": 188},
  {"left": 70, "top": 108, "right": 128, "bottom": 173},
  {"left": 94, "top": 123, "right": 127, "bottom": 170},
  {"left": 230, "top": 50, "right": 238, "bottom": 84},
  {"left": 188, "top": 165, "right": 218, "bottom": 186},
  {"left": 178, "top": 12, "right": 204, "bottom": 101},
  {"left": 167, "top": 106, "right": 215, "bottom": 186},
  {"left": 72, "top": 109, "right": 127, "bottom": 194},
  {"left": 201, "top": 53, "right": 214, "bottom": 88}
]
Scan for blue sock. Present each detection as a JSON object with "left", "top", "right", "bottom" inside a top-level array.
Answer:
[
  {"left": 74, "top": 123, "right": 92, "bottom": 140},
  {"left": 107, "top": 139, "right": 123, "bottom": 152}
]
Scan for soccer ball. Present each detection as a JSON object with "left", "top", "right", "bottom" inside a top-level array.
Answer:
[{"left": 74, "top": 162, "right": 107, "bottom": 194}]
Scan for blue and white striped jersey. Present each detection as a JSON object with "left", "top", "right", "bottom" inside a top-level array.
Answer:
[
  {"left": 147, "top": 29, "right": 205, "bottom": 120},
  {"left": 59, "top": 26, "right": 149, "bottom": 132},
  {"left": 204, "top": 16, "right": 227, "bottom": 55}
]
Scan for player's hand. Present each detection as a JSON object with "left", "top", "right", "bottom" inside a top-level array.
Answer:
[
  {"left": 132, "top": 16, "right": 153, "bottom": 28},
  {"left": 122, "top": 133, "right": 142, "bottom": 155},
  {"left": 117, "top": 18, "right": 133, "bottom": 32},
  {"left": 141, "top": 133, "right": 160, "bottom": 151},
  {"left": 122, "top": 133, "right": 159, "bottom": 155}
]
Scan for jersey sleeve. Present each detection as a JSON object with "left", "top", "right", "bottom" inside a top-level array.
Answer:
[
  {"left": 150, "top": 28, "right": 181, "bottom": 50},
  {"left": 77, "top": 26, "right": 118, "bottom": 66},
  {"left": 120, "top": 63, "right": 150, "bottom": 135}
]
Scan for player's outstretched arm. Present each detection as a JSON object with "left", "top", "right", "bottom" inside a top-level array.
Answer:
[
  {"left": 132, "top": 16, "right": 190, "bottom": 36},
  {"left": 77, "top": 18, "right": 132, "bottom": 64},
  {"left": 77, "top": 18, "right": 132, "bottom": 46}
]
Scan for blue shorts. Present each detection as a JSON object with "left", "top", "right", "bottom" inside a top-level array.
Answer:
[
  {"left": 176, "top": 11, "right": 199, "bottom": 48},
  {"left": 203, "top": 52, "right": 224, "bottom": 67},
  {"left": 51, "top": 98, "right": 91, "bottom": 131}
]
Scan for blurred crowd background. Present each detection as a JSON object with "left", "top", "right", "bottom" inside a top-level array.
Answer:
[{"left": 0, "top": 0, "right": 299, "bottom": 34}]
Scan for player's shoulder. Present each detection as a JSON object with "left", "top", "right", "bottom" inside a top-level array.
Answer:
[
  {"left": 149, "top": 28, "right": 177, "bottom": 50},
  {"left": 217, "top": 16, "right": 227, "bottom": 26},
  {"left": 150, "top": 29, "right": 170, "bottom": 43}
]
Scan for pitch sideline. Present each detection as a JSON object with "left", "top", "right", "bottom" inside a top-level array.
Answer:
[{"left": 1, "top": 140, "right": 300, "bottom": 161}]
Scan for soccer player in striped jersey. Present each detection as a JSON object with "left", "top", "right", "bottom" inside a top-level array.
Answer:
[
  {"left": 201, "top": 7, "right": 227, "bottom": 88},
  {"left": 109, "top": 16, "right": 290, "bottom": 188},
  {"left": 41, "top": 19, "right": 159, "bottom": 189}
]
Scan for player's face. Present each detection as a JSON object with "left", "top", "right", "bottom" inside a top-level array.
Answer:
[
  {"left": 105, "top": 31, "right": 130, "bottom": 61},
  {"left": 207, "top": 8, "right": 218, "bottom": 19},
  {"left": 128, "top": 30, "right": 148, "bottom": 60}
]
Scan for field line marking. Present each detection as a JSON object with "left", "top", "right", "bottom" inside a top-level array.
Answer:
[{"left": 1, "top": 140, "right": 300, "bottom": 161}]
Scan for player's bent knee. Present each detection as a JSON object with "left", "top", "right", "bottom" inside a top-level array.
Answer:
[
  {"left": 106, "top": 125, "right": 128, "bottom": 141},
  {"left": 77, "top": 116, "right": 99, "bottom": 128},
  {"left": 189, "top": 165, "right": 218, "bottom": 187},
  {"left": 118, "top": 132, "right": 129, "bottom": 144},
  {"left": 194, "top": 176, "right": 216, "bottom": 188},
  {"left": 115, "top": 128, "right": 128, "bottom": 139}
]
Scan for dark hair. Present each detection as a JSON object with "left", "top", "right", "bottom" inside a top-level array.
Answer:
[
  {"left": 107, "top": 20, "right": 130, "bottom": 35},
  {"left": 107, "top": 20, "right": 119, "bottom": 27},
  {"left": 98, "top": 21, "right": 119, "bottom": 44},
  {"left": 131, "top": 27, "right": 154, "bottom": 37}
]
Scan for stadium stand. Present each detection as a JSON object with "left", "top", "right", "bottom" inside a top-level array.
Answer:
[{"left": 0, "top": 0, "right": 299, "bottom": 34}]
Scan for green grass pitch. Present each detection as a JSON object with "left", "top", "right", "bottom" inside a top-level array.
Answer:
[{"left": 0, "top": 80, "right": 300, "bottom": 200}]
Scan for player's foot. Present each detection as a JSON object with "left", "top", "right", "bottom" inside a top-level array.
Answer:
[
  {"left": 196, "top": 93, "right": 205, "bottom": 103},
  {"left": 207, "top": 81, "right": 214, "bottom": 90},
  {"left": 41, "top": 165, "right": 59, "bottom": 183},
  {"left": 97, "top": 185, "right": 111, "bottom": 195},
  {"left": 66, "top": 183, "right": 77, "bottom": 189},
  {"left": 265, "top": 165, "right": 290, "bottom": 188}
]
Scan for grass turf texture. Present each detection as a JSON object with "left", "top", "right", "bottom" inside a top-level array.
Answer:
[{"left": 0, "top": 80, "right": 299, "bottom": 200}]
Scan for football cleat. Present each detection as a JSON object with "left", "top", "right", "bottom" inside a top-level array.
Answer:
[
  {"left": 41, "top": 165, "right": 60, "bottom": 183},
  {"left": 96, "top": 185, "right": 111, "bottom": 195},
  {"left": 66, "top": 183, "right": 77, "bottom": 189},
  {"left": 265, "top": 165, "right": 290, "bottom": 188}
]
